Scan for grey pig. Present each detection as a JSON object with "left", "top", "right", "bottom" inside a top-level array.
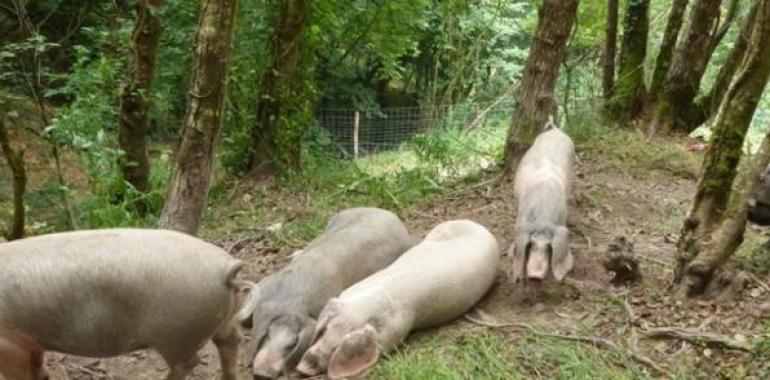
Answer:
[
  {"left": 0, "top": 228, "right": 251, "bottom": 380},
  {"left": 296, "top": 220, "right": 499, "bottom": 379},
  {"left": 512, "top": 118, "right": 575, "bottom": 282},
  {"left": 235, "top": 208, "right": 412, "bottom": 380}
]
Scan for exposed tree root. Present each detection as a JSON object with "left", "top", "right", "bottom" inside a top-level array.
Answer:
[
  {"left": 641, "top": 326, "right": 754, "bottom": 352},
  {"left": 465, "top": 311, "right": 670, "bottom": 377}
]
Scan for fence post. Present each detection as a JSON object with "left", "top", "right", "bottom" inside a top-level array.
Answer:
[{"left": 353, "top": 111, "right": 360, "bottom": 159}]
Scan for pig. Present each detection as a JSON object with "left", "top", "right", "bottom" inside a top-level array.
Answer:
[
  {"left": 0, "top": 228, "right": 250, "bottom": 380},
  {"left": 512, "top": 118, "right": 575, "bottom": 282},
  {"left": 296, "top": 220, "right": 499, "bottom": 379},
  {"left": 234, "top": 208, "right": 412, "bottom": 379}
]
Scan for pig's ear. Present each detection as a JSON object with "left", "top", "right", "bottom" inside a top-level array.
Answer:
[
  {"left": 511, "top": 227, "right": 531, "bottom": 282},
  {"left": 234, "top": 282, "right": 261, "bottom": 323},
  {"left": 327, "top": 324, "right": 380, "bottom": 379},
  {"left": 311, "top": 298, "right": 341, "bottom": 343},
  {"left": 550, "top": 226, "right": 573, "bottom": 281}
]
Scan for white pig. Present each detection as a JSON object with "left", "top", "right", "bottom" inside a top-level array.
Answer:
[
  {"left": 512, "top": 119, "right": 575, "bottom": 282},
  {"left": 296, "top": 220, "right": 499, "bottom": 379},
  {"left": 235, "top": 208, "right": 412, "bottom": 379},
  {"left": 0, "top": 228, "right": 251, "bottom": 380}
]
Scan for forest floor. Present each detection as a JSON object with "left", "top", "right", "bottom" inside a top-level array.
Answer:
[{"left": 21, "top": 126, "right": 770, "bottom": 379}]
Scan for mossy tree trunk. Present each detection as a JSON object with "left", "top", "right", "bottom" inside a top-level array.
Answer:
[
  {"left": 608, "top": 0, "right": 650, "bottom": 120},
  {"left": 649, "top": 0, "right": 688, "bottom": 98},
  {"left": 0, "top": 116, "right": 26, "bottom": 240},
  {"left": 502, "top": 0, "right": 577, "bottom": 175},
  {"left": 602, "top": 0, "right": 619, "bottom": 100},
  {"left": 247, "top": 0, "right": 311, "bottom": 179},
  {"left": 674, "top": 0, "right": 770, "bottom": 296},
  {"left": 159, "top": 0, "right": 238, "bottom": 235},
  {"left": 652, "top": 0, "right": 722, "bottom": 134},
  {"left": 696, "top": 0, "right": 758, "bottom": 122},
  {"left": 118, "top": 0, "right": 163, "bottom": 213}
]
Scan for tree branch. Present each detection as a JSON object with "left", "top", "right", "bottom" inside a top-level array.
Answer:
[{"left": 642, "top": 326, "right": 754, "bottom": 351}]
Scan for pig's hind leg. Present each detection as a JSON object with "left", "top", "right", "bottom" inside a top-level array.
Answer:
[
  {"left": 156, "top": 339, "right": 205, "bottom": 380},
  {"left": 160, "top": 351, "right": 200, "bottom": 380},
  {"left": 212, "top": 322, "right": 240, "bottom": 380}
]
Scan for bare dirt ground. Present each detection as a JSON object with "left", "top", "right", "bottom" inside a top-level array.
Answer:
[{"left": 41, "top": 148, "right": 770, "bottom": 378}]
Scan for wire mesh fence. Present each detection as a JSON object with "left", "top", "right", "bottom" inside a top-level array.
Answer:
[{"left": 315, "top": 99, "right": 515, "bottom": 158}]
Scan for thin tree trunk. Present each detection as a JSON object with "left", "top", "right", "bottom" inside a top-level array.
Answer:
[
  {"left": 118, "top": 0, "right": 163, "bottom": 212},
  {"left": 705, "top": 0, "right": 740, "bottom": 62},
  {"left": 674, "top": 0, "right": 770, "bottom": 296},
  {"left": 697, "top": 0, "right": 759, "bottom": 120},
  {"left": 602, "top": 0, "right": 619, "bottom": 100},
  {"left": 652, "top": 0, "right": 723, "bottom": 134},
  {"left": 159, "top": 0, "right": 238, "bottom": 235},
  {"left": 0, "top": 117, "right": 26, "bottom": 240},
  {"left": 502, "top": 0, "right": 577, "bottom": 175},
  {"left": 609, "top": 0, "right": 650, "bottom": 120},
  {"left": 649, "top": 0, "right": 688, "bottom": 98},
  {"left": 247, "top": 0, "right": 309, "bottom": 179},
  {"left": 13, "top": 0, "right": 77, "bottom": 229}
]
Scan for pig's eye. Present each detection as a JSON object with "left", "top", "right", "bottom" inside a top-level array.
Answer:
[{"left": 284, "top": 335, "right": 299, "bottom": 353}]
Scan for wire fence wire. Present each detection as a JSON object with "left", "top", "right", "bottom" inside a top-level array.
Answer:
[{"left": 315, "top": 99, "right": 515, "bottom": 158}]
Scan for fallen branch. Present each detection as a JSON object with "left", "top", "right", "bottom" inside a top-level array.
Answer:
[
  {"left": 464, "top": 89, "right": 515, "bottom": 132},
  {"left": 641, "top": 326, "right": 754, "bottom": 352},
  {"left": 465, "top": 312, "right": 670, "bottom": 376}
]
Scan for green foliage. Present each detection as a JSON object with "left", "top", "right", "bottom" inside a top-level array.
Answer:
[
  {"left": 149, "top": 0, "right": 200, "bottom": 137},
  {"left": 220, "top": 0, "right": 272, "bottom": 172}
]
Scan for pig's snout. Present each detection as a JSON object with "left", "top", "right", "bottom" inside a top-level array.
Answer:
[
  {"left": 252, "top": 350, "right": 285, "bottom": 380},
  {"left": 253, "top": 370, "right": 277, "bottom": 380},
  {"left": 526, "top": 253, "right": 549, "bottom": 280}
]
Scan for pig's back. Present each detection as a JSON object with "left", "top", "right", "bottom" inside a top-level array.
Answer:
[
  {"left": 342, "top": 220, "right": 499, "bottom": 329},
  {"left": 0, "top": 228, "right": 240, "bottom": 356},
  {"left": 514, "top": 129, "right": 574, "bottom": 199},
  {"left": 264, "top": 208, "right": 411, "bottom": 314}
]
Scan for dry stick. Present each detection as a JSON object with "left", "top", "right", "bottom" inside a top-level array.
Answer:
[
  {"left": 464, "top": 87, "right": 516, "bottom": 132},
  {"left": 464, "top": 313, "right": 670, "bottom": 377},
  {"left": 641, "top": 326, "right": 754, "bottom": 352}
]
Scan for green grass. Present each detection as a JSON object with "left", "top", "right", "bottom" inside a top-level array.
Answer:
[
  {"left": 734, "top": 229, "right": 770, "bottom": 275},
  {"left": 370, "top": 328, "right": 658, "bottom": 380},
  {"left": 564, "top": 106, "right": 700, "bottom": 179}
]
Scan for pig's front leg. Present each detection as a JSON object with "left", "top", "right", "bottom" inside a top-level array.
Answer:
[{"left": 374, "top": 308, "right": 414, "bottom": 351}]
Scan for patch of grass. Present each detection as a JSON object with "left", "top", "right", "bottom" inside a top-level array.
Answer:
[
  {"left": 567, "top": 116, "right": 700, "bottom": 178},
  {"left": 269, "top": 214, "right": 328, "bottom": 246},
  {"left": 734, "top": 230, "right": 770, "bottom": 275},
  {"left": 370, "top": 328, "right": 656, "bottom": 380}
]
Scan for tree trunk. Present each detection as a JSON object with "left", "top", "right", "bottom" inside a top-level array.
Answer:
[
  {"left": 697, "top": 0, "right": 758, "bottom": 120},
  {"left": 247, "top": 0, "right": 310, "bottom": 179},
  {"left": 602, "top": 0, "right": 619, "bottom": 100},
  {"left": 652, "top": 0, "right": 723, "bottom": 134},
  {"left": 609, "top": 0, "right": 650, "bottom": 120},
  {"left": 158, "top": 0, "right": 238, "bottom": 235},
  {"left": 649, "top": 0, "right": 688, "bottom": 98},
  {"left": 0, "top": 116, "right": 26, "bottom": 240},
  {"left": 502, "top": 0, "right": 577, "bottom": 175},
  {"left": 674, "top": 0, "right": 770, "bottom": 296},
  {"left": 118, "top": 0, "right": 163, "bottom": 212}
]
